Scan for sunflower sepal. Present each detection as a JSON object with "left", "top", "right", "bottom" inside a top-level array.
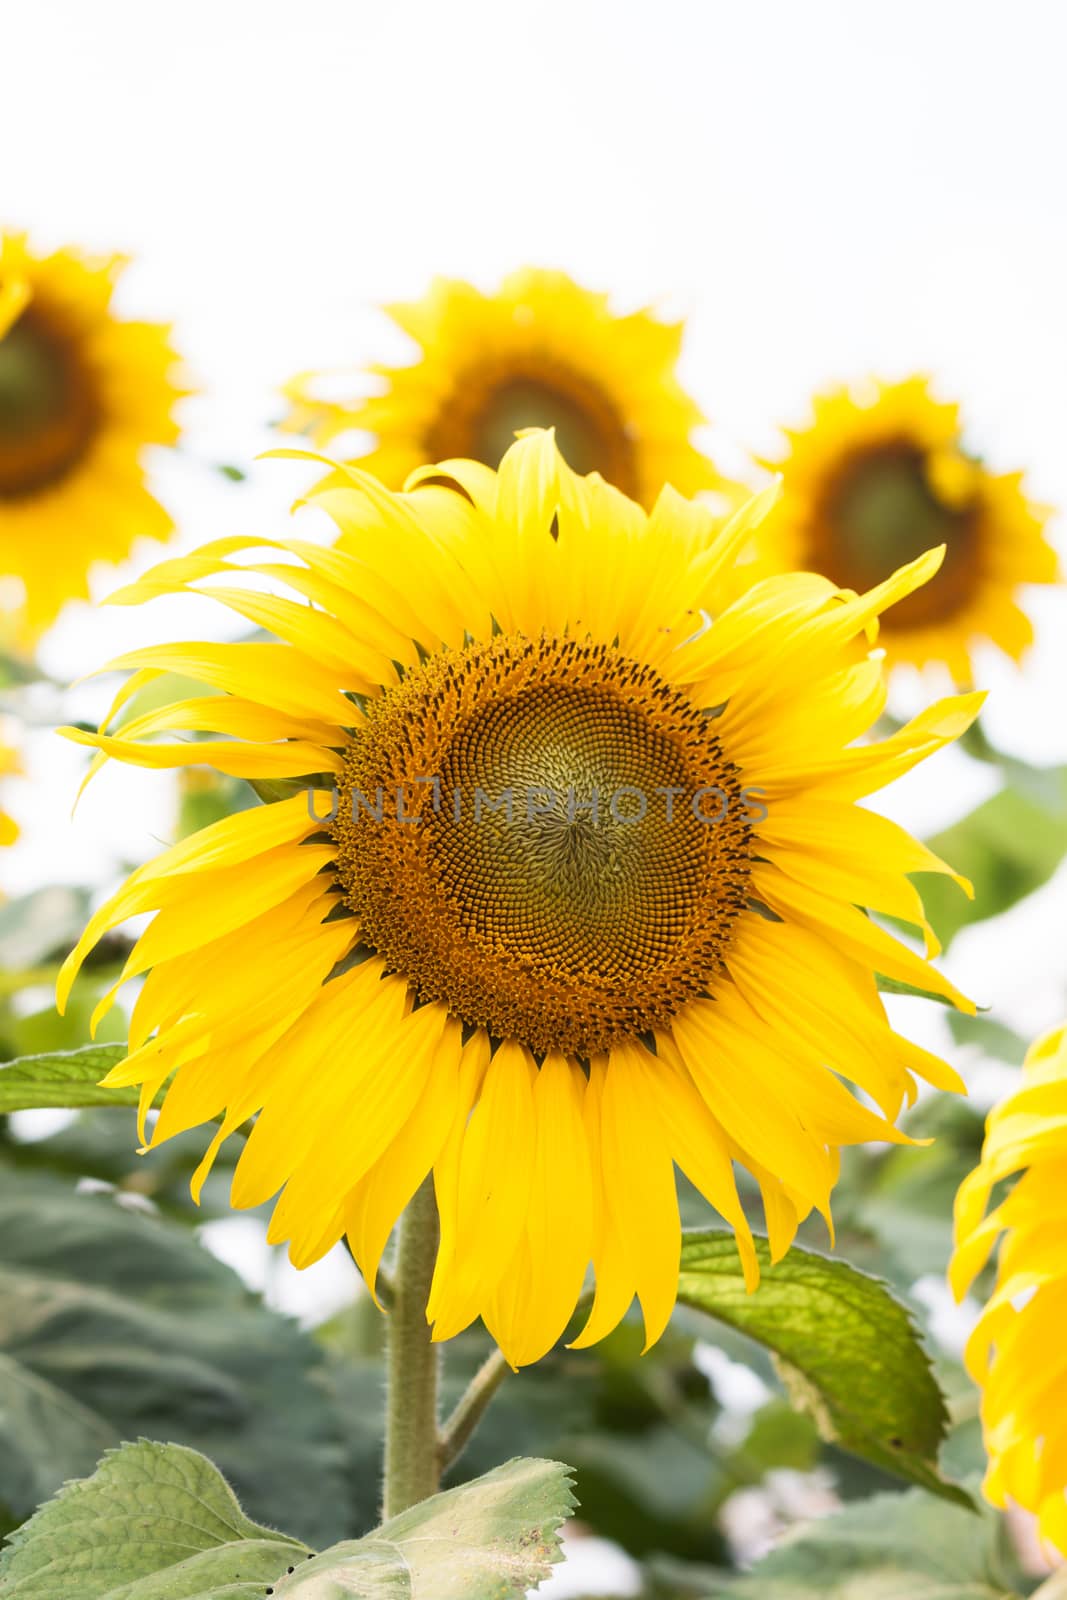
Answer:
[
  {"left": 248, "top": 774, "right": 331, "bottom": 805},
  {"left": 875, "top": 972, "right": 987, "bottom": 1010}
]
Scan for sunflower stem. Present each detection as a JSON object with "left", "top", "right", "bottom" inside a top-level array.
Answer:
[
  {"left": 437, "top": 1347, "right": 511, "bottom": 1474},
  {"left": 382, "top": 1176, "right": 441, "bottom": 1519}
]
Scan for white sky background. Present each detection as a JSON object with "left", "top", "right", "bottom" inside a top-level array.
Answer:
[{"left": 4, "top": 0, "right": 1067, "bottom": 1296}]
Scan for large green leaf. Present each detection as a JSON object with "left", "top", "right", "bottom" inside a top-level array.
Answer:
[
  {"left": 676, "top": 1231, "right": 969, "bottom": 1505},
  {"left": 276, "top": 1455, "right": 575, "bottom": 1598},
  {"left": 0, "top": 1440, "right": 307, "bottom": 1599},
  {"left": 918, "top": 769, "right": 1067, "bottom": 947},
  {"left": 0, "top": 1045, "right": 132, "bottom": 1113},
  {"left": 0, "top": 1444, "right": 574, "bottom": 1600},
  {"left": 665, "top": 1486, "right": 1030, "bottom": 1598},
  {"left": 0, "top": 1170, "right": 348, "bottom": 1546}
]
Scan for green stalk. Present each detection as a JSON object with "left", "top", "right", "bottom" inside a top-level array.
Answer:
[
  {"left": 382, "top": 1176, "right": 441, "bottom": 1519},
  {"left": 438, "top": 1347, "right": 511, "bottom": 1473}
]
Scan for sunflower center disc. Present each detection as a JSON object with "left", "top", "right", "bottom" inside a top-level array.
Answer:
[
  {"left": 0, "top": 307, "right": 96, "bottom": 497},
  {"left": 426, "top": 368, "right": 639, "bottom": 497},
  {"left": 331, "top": 636, "right": 753, "bottom": 1056},
  {"left": 821, "top": 443, "right": 974, "bottom": 627}
]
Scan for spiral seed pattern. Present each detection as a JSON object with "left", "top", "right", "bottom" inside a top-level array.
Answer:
[{"left": 331, "top": 634, "right": 754, "bottom": 1056}]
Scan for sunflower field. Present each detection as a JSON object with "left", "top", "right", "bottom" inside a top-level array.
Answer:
[{"left": 3, "top": 4, "right": 1067, "bottom": 1597}]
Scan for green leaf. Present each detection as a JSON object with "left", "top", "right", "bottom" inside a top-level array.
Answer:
[
  {"left": 0, "top": 1170, "right": 348, "bottom": 1546},
  {"left": 0, "top": 1447, "right": 574, "bottom": 1600},
  {"left": 0, "top": 1045, "right": 132, "bottom": 1113},
  {"left": 276, "top": 1456, "right": 576, "bottom": 1598},
  {"left": 918, "top": 770, "right": 1067, "bottom": 948},
  {"left": 676, "top": 1231, "right": 969, "bottom": 1506},
  {"left": 0, "top": 1440, "right": 307, "bottom": 1599},
  {"left": 737, "top": 1398, "right": 820, "bottom": 1476},
  {"left": 673, "top": 1486, "right": 1030, "bottom": 1598}
]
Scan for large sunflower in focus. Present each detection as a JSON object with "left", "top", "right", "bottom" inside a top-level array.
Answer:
[
  {"left": 0, "top": 232, "right": 185, "bottom": 636},
  {"left": 283, "top": 268, "right": 722, "bottom": 508},
  {"left": 761, "top": 377, "right": 1057, "bottom": 682},
  {"left": 952, "top": 1024, "right": 1067, "bottom": 1552},
  {"left": 60, "top": 433, "right": 979, "bottom": 1368}
]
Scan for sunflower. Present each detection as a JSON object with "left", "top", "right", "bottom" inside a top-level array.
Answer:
[
  {"left": 0, "top": 232, "right": 186, "bottom": 637},
  {"left": 0, "top": 734, "right": 18, "bottom": 851},
  {"left": 760, "top": 377, "right": 1057, "bottom": 683},
  {"left": 282, "top": 268, "right": 723, "bottom": 509},
  {"left": 951, "top": 1023, "right": 1067, "bottom": 1552},
  {"left": 59, "top": 432, "right": 978, "bottom": 1368}
]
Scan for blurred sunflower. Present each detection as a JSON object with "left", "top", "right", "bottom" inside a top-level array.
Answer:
[
  {"left": 951, "top": 1023, "right": 1067, "bottom": 1553},
  {"left": 60, "top": 432, "right": 978, "bottom": 1368},
  {"left": 0, "top": 232, "right": 186, "bottom": 637},
  {"left": 760, "top": 377, "right": 1057, "bottom": 683},
  {"left": 0, "top": 734, "right": 19, "bottom": 850},
  {"left": 283, "top": 268, "right": 722, "bottom": 508}
]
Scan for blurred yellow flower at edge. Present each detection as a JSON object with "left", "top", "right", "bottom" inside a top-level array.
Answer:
[
  {"left": 283, "top": 266, "right": 732, "bottom": 512},
  {"left": 759, "top": 377, "right": 1057, "bottom": 684},
  {"left": 0, "top": 231, "right": 187, "bottom": 640},
  {"left": 59, "top": 432, "right": 979, "bottom": 1370},
  {"left": 952, "top": 1024, "right": 1067, "bottom": 1555},
  {"left": 0, "top": 733, "right": 18, "bottom": 851}
]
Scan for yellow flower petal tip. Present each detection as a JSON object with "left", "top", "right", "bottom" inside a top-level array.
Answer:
[
  {"left": 758, "top": 376, "right": 1057, "bottom": 681},
  {"left": 0, "top": 231, "right": 188, "bottom": 641},
  {"left": 62, "top": 430, "right": 973, "bottom": 1366}
]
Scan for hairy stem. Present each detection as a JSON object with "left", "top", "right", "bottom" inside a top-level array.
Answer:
[
  {"left": 382, "top": 1176, "right": 440, "bottom": 1518},
  {"left": 438, "top": 1347, "right": 512, "bottom": 1474}
]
